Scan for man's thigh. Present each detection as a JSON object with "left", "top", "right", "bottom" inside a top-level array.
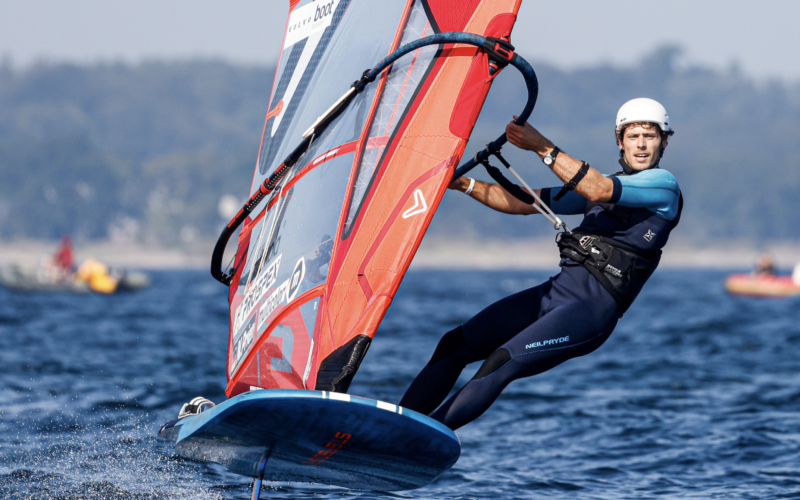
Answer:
[
  {"left": 502, "top": 298, "right": 618, "bottom": 377},
  {"left": 462, "top": 277, "right": 554, "bottom": 354}
]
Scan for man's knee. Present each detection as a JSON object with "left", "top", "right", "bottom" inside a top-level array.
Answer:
[
  {"left": 428, "top": 326, "right": 466, "bottom": 366},
  {"left": 472, "top": 348, "right": 512, "bottom": 380}
]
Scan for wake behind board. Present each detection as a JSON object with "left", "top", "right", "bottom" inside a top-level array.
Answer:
[{"left": 158, "top": 389, "right": 461, "bottom": 492}]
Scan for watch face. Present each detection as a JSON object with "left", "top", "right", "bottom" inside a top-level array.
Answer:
[{"left": 544, "top": 156, "right": 553, "bottom": 166}]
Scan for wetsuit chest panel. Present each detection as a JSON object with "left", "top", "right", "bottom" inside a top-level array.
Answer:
[
  {"left": 558, "top": 168, "right": 682, "bottom": 316},
  {"left": 580, "top": 168, "right": 682, "bottom": 254},
  {"left": 579, "top": 203, "right": 676, "bottom": 254}
]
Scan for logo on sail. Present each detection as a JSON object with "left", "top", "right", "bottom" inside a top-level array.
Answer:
[
  {"left": 234, "top": 255, "right": 282, "bottom": 333},
  {"left": 402, "top": 189, "right": 428, "bottom": 219},
  {"left": 258, "top": 257, "right": 306, "bottom": 332},
  {"left": 231, "top": 316, "right": 256, "bottom": 374},
  {"left": 283, "top": 0, "right": 340, "bottom": 49}
]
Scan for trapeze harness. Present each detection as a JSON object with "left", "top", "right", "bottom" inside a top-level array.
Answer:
[{"left": 481, "top": 155, "right": 682, "bottom": 317}]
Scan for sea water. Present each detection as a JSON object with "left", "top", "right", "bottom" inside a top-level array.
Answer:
[{"left": 1, "top": 269, "right": 799, "bottom": 499}]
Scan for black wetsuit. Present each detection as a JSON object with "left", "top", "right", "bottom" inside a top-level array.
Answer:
[{"left": 400, "top": 167, "right": 683, "bottom": 430}]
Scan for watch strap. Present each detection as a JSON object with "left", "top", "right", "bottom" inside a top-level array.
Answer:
[
  {"left": 543, "top": 146, "right": 561, "bottom": 165},
  {"left": 553, "top": 161, "right": 590, "bottom": 201}
]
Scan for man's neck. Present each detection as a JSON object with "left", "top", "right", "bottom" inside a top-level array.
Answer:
[{"left": 618, "top": 158, "right": 659, "bottom": 175}]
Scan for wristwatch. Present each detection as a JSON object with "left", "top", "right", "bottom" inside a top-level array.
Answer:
[{"left": 543, "top": 146, "right": 561, "bottom": 166}]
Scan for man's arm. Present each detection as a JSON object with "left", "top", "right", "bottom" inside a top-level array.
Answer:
[
  {"left": 449, "top": 176, "right": 542, "bottom": 215},
  {"left": 613, "top": 169, "right": 681, "bottom": 219},
  {"left": 506, "top": 119, "right": 615, "bottom": 203}
]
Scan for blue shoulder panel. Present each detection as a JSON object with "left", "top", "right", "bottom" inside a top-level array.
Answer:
[
  {"left": 611, "top": 168, "right": 681, "bottom": 220},
  {"left": 543, "top": 168, "right": 680, "bottom": 220}
]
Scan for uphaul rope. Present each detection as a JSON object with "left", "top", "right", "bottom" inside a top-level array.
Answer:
[{"left": 211, "top": 32, "right": 540, "bottom": 285}]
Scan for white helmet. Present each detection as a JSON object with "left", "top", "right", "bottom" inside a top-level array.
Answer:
[{"left": 615, "top": 98, "right": 673, "bottom": 135}]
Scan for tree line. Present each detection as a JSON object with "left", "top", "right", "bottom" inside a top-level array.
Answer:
[{"left": 0, "top": 48, "right": 798, "bottom": 245}]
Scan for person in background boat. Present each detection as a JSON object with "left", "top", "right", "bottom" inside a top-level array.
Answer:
[
  {"left": 51, "top": 235, "right": 75, "bottom": 280},
  {"left": 752, "top": 253, "right": 776, "bottom": 277},
  {"left": 400, "top": 98, "right": 682, "bottom": 430}
]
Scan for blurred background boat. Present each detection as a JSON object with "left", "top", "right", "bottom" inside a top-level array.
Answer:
[
  {"left": 0, "top": 237, "right": 149, "bottom": 294},
  {"left": 724, "top": 254, "right": 800, "bottom": 297},
  {"left": 724, "top": 273, "right": 800, "bottom": 298},
  {"left": 1, "top": 261, "right": 150, "bottom": 294}
]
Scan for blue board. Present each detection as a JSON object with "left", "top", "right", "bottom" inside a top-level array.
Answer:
[{"left": 158, "top": 389, "right": 461, "bottom": 491}]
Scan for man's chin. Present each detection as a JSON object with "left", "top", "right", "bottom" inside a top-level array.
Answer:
[{"left": 627, "top": 157, "right": 659, "bottom": 171}]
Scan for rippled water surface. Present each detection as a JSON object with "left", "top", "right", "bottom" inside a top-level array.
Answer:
[{"left": 2, "top": 269, "right": 800, "bottom": 499}]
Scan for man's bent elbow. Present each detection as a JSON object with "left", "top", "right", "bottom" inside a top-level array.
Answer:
[{"left": 584, "top": 190, "right": 611, "bottom": 204}]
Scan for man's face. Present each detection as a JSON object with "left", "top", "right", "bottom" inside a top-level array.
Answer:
[{"left": 618, "top": 123, "right": 667, "bottom": 171}]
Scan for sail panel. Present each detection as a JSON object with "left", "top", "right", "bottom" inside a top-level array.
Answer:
[
  {"left": 309, "top": 0, "right": 521, "bottom": 391},
  {"left": 343, "top": 1, "right": 438, "bottom": 237},
  {"left": 226, "top": 0, "right": 522, "bottom": 397}
]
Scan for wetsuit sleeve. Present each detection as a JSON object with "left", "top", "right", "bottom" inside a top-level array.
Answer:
[
  {"left": 540, "top": 187, "right": 586, "bottom": 215},
  {"left": 610, "top": 169, "right": 681, "bottom": 220}
]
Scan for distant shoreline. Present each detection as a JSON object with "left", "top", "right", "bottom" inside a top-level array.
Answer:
[{"left": 2, "top": 239, "right": 798, "bottom": 271}]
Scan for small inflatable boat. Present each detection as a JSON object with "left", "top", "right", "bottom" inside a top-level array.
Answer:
[
  {"left": 0, "top": 263, "right": 150, "bottom": 294},
  {"left": 724, "top": 274, "right": 800, "bottom": 298}
]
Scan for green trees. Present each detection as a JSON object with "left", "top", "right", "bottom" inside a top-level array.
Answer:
[{"left": 1, "top": 50, "right": 798, "bottom": 243}]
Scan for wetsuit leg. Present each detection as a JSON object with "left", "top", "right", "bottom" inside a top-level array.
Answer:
[
  {"left": 399, "top": 278, "right": 555, "bottom": 415},
  {"left": 430, "top": 266, "right": 618, "bottom": 430}
]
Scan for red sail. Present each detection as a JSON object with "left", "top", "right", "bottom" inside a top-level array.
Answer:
[{"left": 225, "top": 0, "right": 522, "bottom": 397}]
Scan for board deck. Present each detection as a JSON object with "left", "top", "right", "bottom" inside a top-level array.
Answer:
[{"left": 158, "top": 389, "right": 461, "bottom": 491}]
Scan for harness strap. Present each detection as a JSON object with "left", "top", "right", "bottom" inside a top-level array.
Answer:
[
  {"left": 556, "top": 230, "right": 660, "bottom": 317},
  {"left": 478, "top": 150, "right": 567, "bottom": 231},
  {"left": 482, "top": 162, "right": 534, "bottom": 204}
]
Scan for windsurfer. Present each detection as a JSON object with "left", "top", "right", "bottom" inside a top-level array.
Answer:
[{"left": 400, "top": 98, "right": 682, "bottom": 430}]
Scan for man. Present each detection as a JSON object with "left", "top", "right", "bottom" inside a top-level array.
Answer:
[
  {"left": 51, "top": 235, "right": 75, "bottom": 281},
  {"left": 399, "top": 98, "right": 682, "bottom": 431}
]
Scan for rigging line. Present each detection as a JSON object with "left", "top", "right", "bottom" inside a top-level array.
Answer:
[
  {"left": 488, "top": 150, "right": 568, "bottom": 232},
  {"left": 505, "top": 165, "right": 567, "bottom": 232}
]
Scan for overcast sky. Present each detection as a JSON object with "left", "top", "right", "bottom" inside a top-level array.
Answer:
[{"left": 1, "top": 0, "right": 798, "bottom": 81}]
